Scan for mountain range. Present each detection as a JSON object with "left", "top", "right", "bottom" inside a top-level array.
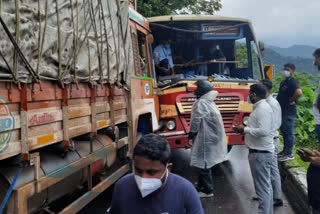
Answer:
[{"left": 264, "top": 44, "right": 318, "bottom": 75}]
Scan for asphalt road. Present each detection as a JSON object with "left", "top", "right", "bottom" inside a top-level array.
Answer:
[{"left": 78, "top": 146, "right": 295, "bottom": 214}]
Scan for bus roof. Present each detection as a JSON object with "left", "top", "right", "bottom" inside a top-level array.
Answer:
[
  {"left": 148, "top": 15, "right": 251, "bottom": 24},
  {"left": 148, "top": 15, "right": 258, "bottom": 42}
]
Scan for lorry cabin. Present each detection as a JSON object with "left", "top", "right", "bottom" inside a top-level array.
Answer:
[
  {"left": 0, "top": 0, "right": 158, "bottom": 213},
  {"left": 149, "top": 15, "right": 269, "bottom": 149}
]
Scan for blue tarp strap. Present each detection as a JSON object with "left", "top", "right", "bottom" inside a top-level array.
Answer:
[{"left": 0, "top": 167, "right": 22, "bottom": 214}]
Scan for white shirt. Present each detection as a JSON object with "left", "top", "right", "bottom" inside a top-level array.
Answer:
[
  {"left": 153, "top": 45, "right": 174, "bottom": 68},
  {"left": 244, "top": 99, "right": 275, "bottom": 153},
  {"left": 266, "top": 95, "right": 282, "bottom": 137},
  {"left": 313, "top": 81, "right": 320, "bottom": 125}
]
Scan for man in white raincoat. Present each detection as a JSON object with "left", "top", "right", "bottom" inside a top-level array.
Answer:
[{"left": 188, "top": 80, "right": 228, "bottom": 198}]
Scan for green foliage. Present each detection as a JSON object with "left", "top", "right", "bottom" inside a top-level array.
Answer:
[
  {"left": 235, "top": 42, "right": 248, "bottom": 68},
  {"left": 272, "top": 72, "right": 319, "bottom": 150},
  {"left": 137, "top": 0, "right": 222, "bottom": 17}
]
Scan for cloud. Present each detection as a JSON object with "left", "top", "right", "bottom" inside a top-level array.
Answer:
[{"left": 217, "top": 0, "right": 320, "bottom": 47}]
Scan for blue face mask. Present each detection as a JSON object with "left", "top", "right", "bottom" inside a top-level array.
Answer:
[{"left": 164, "top": 44, "right": 170, "bottom": 49}]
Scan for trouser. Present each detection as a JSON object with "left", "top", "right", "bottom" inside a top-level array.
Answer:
[
  {"left": 280, "top": 114, "right": 296, "bottom": 155},
  {"left": 315, "top": 125, "right": 320, "bottom": 150},
  {"left": 271, "top": 138, "right": 282, "bottom": 200},
  {"left": 307, "top": 164, "right": 320, "bottom": 213},
  {"left": 249, "top": 152, "right": 273, "bottom": 214},
  {"left": 314, "top": 208, "right": 320, "bottom": 214},
  {"left": 197, "top": 167, "right": 213, "bottom": 194}
]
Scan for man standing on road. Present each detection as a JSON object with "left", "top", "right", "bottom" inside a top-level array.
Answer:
[
  {"left": 261, "top": 79, "right": 283, "bottom": 207},
  {"left": 187, "top": 80, "right": 227, "bottom": 198},
  {"left": 277, "top": 63, "right": 302, "bottom": 161},
  {"left": 297, "top": 48, "right": 320, "bottom": 214},
  {"left": 109, "top": 134, "right": 204, "bottom": 214},
  {"left": 234, "top": 84, "right": 274, "bottom": 214}
]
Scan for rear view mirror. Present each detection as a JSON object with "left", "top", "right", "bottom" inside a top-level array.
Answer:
[{"left": 259, "top": 41, "right": 265, "bottom": 59}]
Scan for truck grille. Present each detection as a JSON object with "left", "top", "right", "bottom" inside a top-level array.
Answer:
[{"left": 176, "top": 93, "right": 241, "bottom": 133}]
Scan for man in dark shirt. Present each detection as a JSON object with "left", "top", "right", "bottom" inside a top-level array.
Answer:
[
  {"left": 109, "top": 134, "right": 204, "bottom": 214},
  {"left": 206, "top": 45, "right": 226, "bottom": 76},
  {"left": 277, "top": 63, "right": 302, "bottom": 161}
]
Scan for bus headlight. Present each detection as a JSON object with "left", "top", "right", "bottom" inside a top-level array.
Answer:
[
  {"left": 243, "top": 116, "right": 249, "bottom": 126},
  {"left": 166, "top": 120, "right": 176, "bottom": 130}
]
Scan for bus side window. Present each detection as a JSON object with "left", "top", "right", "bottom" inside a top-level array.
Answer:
[
  {"left": 235, "top": 39, "right": 248, "bottom": 69},
  {"left": 234, "top": 39, "right": 250, "bottom": 79},
  {"left": 250, "top": 40, "right": 262, "bottom": 80}
]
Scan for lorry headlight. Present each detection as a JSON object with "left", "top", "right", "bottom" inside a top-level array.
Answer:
[
  {"left": 166, "top": 120, "right": 176, "bottom": 130},
  {"left": 243, "top": 116, "right": 249, "bottom": 126}
]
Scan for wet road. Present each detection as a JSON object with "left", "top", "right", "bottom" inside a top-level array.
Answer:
[{"left": 79, "top": 146, "right": 295, "bottom": 214}]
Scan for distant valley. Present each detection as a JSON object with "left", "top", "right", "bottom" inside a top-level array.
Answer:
[{"left": 264, "top": 44, "right": 318, "bottom": 75}]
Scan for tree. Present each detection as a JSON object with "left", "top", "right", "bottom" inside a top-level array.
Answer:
[{"left": 137, "top": 0, "right": 222, "bottom": 17}]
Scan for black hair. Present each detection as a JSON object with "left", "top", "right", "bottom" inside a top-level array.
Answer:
[
  {"left": 284, "top": 63, "right": 295, "bottom": 71},
  {"left": 261, "top": 79, "right": 272, "bottom": 92},
  {"left": 313, "top": 48, "right": 320, "bottom": 58},
  {"left": 133, "top": 133, "right": 171, "bottom": 165},
  {"left": 250, "top": 84, "right": 267, "bottom": 99}
]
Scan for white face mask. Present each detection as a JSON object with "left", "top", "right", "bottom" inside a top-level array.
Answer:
[
  {"left": 284, "top": 70, "right": 291, "bottom": 77},
  {"left": 134, "top": 165, "right": 168, "bottom": 198}
]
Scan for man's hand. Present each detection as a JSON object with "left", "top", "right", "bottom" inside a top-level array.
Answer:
[
  {"left": 310, "top": 155, "right": 320, "bottom": 167},
  {"left": 297, "top": 149, "right": 311, "bottom": 162},
  {"left": 233, "top": 125, "right": 245, "bottom": 133},
  {"left": 187, "top": 139, "right": 193, "bottom": 148},
  {"left": 289, "top": 101, "right": 296, "bottom": 106}
]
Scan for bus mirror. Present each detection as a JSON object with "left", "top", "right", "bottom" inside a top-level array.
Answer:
[{"left": 259, "top": 41, "right": 265, "bottom": 59}]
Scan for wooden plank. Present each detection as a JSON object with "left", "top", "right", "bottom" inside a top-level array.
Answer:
[
  {"left": 96, "top": 103, "right": 110, "bottom": 114},
  {"left": 28, "top": 108, "right": 62, "bottom": 127},
  {"left": 68, "top": 105, "right": 91, "bottom": 119},
  {"left": 28, "top": 131, "right": 63, "bottom": 150},
  {"left": 28, "top": 121, "right": 62, "bottom": 137}
]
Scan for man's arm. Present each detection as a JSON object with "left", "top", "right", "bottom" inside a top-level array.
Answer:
[
  {"left": 184, "top": 182, "right": 205, "bottom": 214},
  {"left": 289, "top": 88, "right": 302, "bottom": 105}
]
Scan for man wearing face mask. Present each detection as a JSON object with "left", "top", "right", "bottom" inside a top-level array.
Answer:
[
  {"left": 109, "top": 134, "right": 204, "bottom": 214},
  {"left": 187, "top": 80, "right": 227, "bottom": 198},
  {"left": 277, "top": 63, "right": 302, "bottom": 161},
  {"left": 233, "top": 84, "right": 274, "bottom": 214},
  {"left": 154, "top": 39, "right": 175, "bottom": 78},
  {"left": 206, "top": 44, "right": 226, "bottom": 76}
]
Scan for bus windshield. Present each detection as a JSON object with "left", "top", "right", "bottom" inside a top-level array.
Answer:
[{"left": 149, "top": 17, "right": 263, "bottom": 83}]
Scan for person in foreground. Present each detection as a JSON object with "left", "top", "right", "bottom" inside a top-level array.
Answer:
[{"left": 109, "top": 133, "right": 204, "bottom": 214}]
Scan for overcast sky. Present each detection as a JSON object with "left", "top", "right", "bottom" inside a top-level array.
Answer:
[{"left": 216, "top": 0, "right": 320, "bottom": 48}]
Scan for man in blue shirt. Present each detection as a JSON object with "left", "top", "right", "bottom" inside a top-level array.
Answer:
[
  {"left": 109, "top": 134, "right": 204, "bottom": 214},
  {"left": 154, "top": 39, "right": 175, "bottom": 77}
]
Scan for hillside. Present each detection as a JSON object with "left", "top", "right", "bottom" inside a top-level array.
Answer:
[
  {"left": 268, "top": 44, "right": 316, "bottom": 59},
  {"left": 264, "top": 48, "right": 318, "bottom": 75}
]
